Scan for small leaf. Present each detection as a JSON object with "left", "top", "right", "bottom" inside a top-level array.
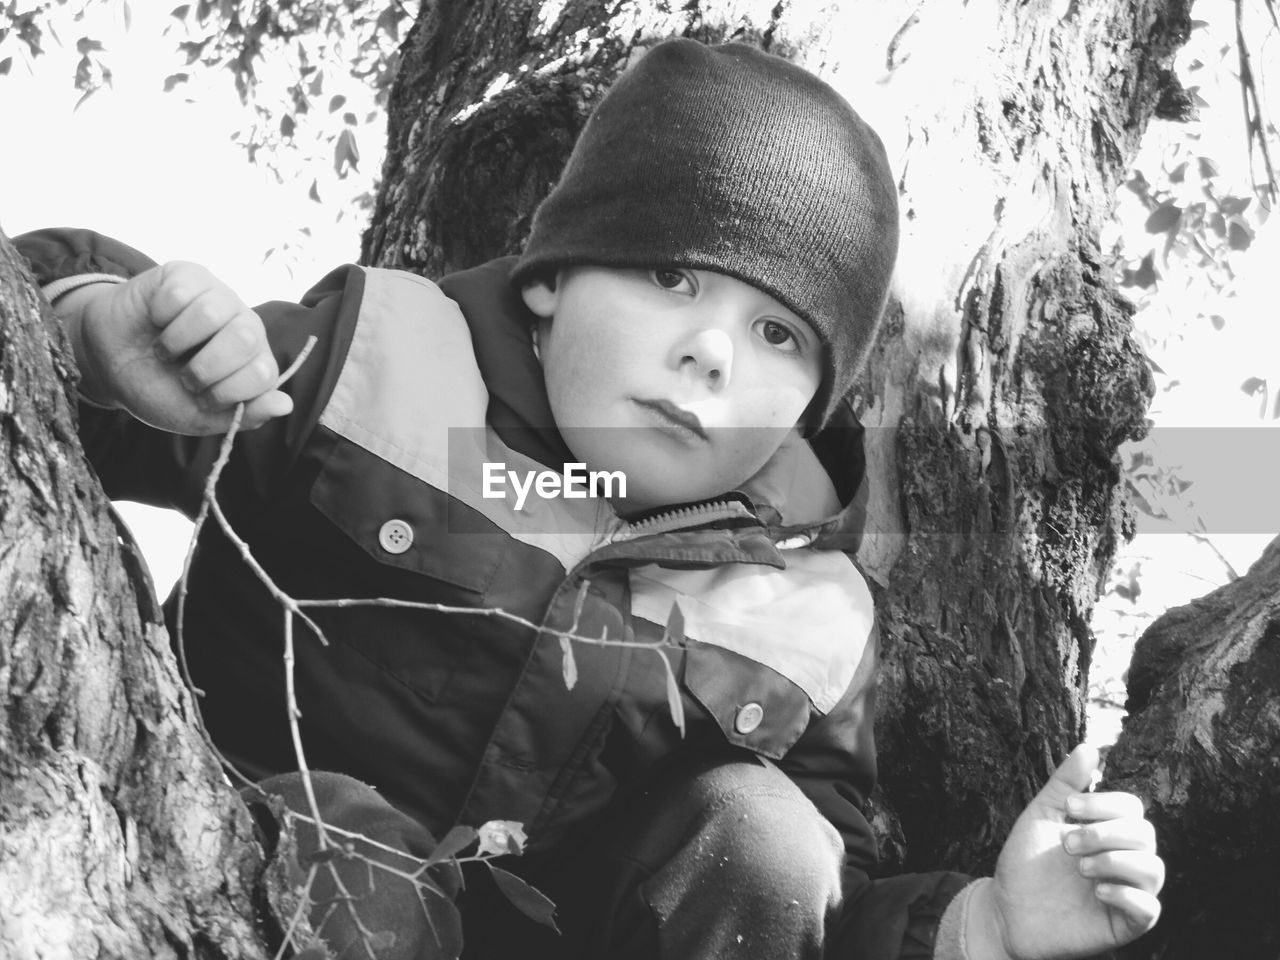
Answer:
[
  {"left": 1124, "top": 170, "right": 1150, "bottom": 197},
  {"left": 76, "top": 36, "right": 105, "bottom": 54},
  {"left": 376, "top": 6, "right": 402, "bottom": 39},
  {"left": 178, "top": 39, "right": 207, "bottom": 64},
  {"left": 299, "top": 846, "right": 341, "bottom": 865},
  {"left": 163, "top": 72, "right": 188, "bottom": 92},
  {"left": 1122, "top": 251, "right": 1157, "bottom": 289},
  {"left": 1241, "top": 376, "right": 1267, "bottom": 396},
  {"left": 1210, "top": 314, "right": 1225, "bottom": 331},
  {"left": 1143, "top": 201, "right": 1181, "bottom": 234},
  {"left": 122, "top": 1, "right": 131, "bottom": 30},
  {"left": 489, "top": 866, "right": 560, "bottom": 931},
  {"left": 662, "top": 600, "right": 685, "bottom": 647},
  {"left": 664, "top": 661, "right": 686, "bottom": 737},
  {"left": 1220, "top": 195, "right": 1252, "bottom": 216},
  {"left": 308, "top": 179, "right": 321, "bottom": 202},
  {"left": 560, "top": 635, "right": 578, "bottom": 690},
  {"left": 1198, "top": 156, "right": 1219, "bottom": 179},
  {"left": 418, "top": 894, "right": 464, "bottom": 957},
  {"left": 280, "top": 113, "right": 295, "bottom": 138},
  {"left": 426, "top": 825, "right": 477, "bottom": 865},
  {"left": 0, "top": 58, "right": 12, "bottom": 76},
  {"left": 170, "top": 4, "right": 191, "bottom": 18},
  {"left": 1167, "top": 161, "right": 1187, "bottom": 184},
  {"left": 570, "top": 579, "right": 589, "bottom": 632},
  {"left": 1227, "top": 219, "right": 1253, "bottom": 251},
  {"left": 342, "top": 111, "right": 358, "bottom": 126},
  {"left": 328, "top": 94, "right": 346, "bottom": 113},
  {"left": 476, "top": 820, "right": 528, "bottom": 858},
  {"left": 333, "top": 127, "right": 359, "bottom": 176},
  {"left": 308, "top": 70, "right": 323, "bottom": 96},
  {"left": 73, "top": 86, "right": 98, "bottom": 113}
]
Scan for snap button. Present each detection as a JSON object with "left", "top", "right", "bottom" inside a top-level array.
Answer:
[
  {"left": 734, "top": 702, "right": 764, "bottom": 734},
  {"left": 377, "top": 519, "right": 414, "bottom": 555}
]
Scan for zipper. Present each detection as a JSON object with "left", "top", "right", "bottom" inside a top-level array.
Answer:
[{"left": 596, "top": 498, "right": 756, "bottom": 547}]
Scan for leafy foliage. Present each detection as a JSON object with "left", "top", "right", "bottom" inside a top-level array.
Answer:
[
  {"left": 1107, "top": 5, "right": 1279, "bottom": 532},
  {"left": 1, "top": 0, "right": 410, "bottom": 204}
]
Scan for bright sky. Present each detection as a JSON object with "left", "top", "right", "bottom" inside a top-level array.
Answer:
[
  {"left": 1, "top": 3, "right": 380, "bottom": 591},
  {"left": 1, "top": 1, "right": 1276, "bottom": 616}
]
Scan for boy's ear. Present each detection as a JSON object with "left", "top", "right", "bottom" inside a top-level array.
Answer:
[{"left": 520, "top": 276, "right": 558, "bottom": 319}]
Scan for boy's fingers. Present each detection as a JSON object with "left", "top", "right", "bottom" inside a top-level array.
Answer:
[
  {"left": 1095, "top": 883, "right": 1161, "bottom": 934},
  {"left": 199, "top": 353, "right": 282, "bottom": 409},
  {"left": 1065, "top": 790, "right": 1146, "bottom": 822},
  {"left": 1036, "top": 743, "right": 1100, "bottom": 807},
  {"left": 1078, "top": 850, "right": 1166, "bottom": 893},
  {"left": 156, "top": 295, "right": 253, "bottom": 361},
  {"left": 238, "top": 390, "right": 295, "bottom": 430},
  {"left": 182, "top": 315, "right": 274, "bottom": 391},
  {"left": 1064, "top": 817, "right": 1156, "bottom": 855},
  {"left": 138, "top": 261, "right": 223, "bottom": 326}
]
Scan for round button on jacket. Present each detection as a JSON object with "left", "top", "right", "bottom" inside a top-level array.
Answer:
[
  {"left": 378, "top": 519, "right": 414, "bottom": 555},
  {"left": 734, "top": 702, "right": 765, "bottom": 734}
]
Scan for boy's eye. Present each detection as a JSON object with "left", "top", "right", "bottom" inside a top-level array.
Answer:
[
  {"left": 759, "top": 319, "right": 801, "bottom": 353},
  {"left": 651, "top": 269, "right": 695, "bottom": 294}
]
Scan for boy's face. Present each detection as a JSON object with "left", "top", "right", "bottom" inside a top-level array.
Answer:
[{"left": 521, "top": 266, "right": 822, "bottom": 514}]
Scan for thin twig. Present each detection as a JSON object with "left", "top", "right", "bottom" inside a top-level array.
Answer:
[
  {"left": 208, "top": 496, "right": 328, "bottom": 644},
  {"left": 283, "top": 610, "right": 328, "bottom": 849},
  {"left": 274, "top": 862, "right": 321, "bottom": 960},
  {"left": 296, "top": 596, "right": 676, "bottom": 652},
  {"left": 1236, "top": 0, "right": 1279, "bottom": 204}
]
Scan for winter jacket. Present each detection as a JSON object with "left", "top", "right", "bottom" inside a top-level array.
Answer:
[{"left": 16, "top": 228, "right": 970, "bottom": 958}]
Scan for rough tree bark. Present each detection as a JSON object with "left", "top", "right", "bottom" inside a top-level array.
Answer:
[
  {"left": 363, "top": 0, "right": 1187, "bottom": 875},
  {"left": 3, "top": 0, "right": 1241, "bottom": 955},
  {"left": 1106, "top": 535, "right": 1280, "bottom": 960},
  {"left": 0, "top": 237, "right": 266, "bottom": 955}
]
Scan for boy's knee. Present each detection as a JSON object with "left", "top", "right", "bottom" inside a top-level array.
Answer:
[
  {"left": 247, "top": 772, "right": 460, "bottom": 960},
  {"left": 695, "top": 771, "right": 844, "bottom": 906},
  {"left": 253, "top": 771, "right": 437, "bottom": 859},
  {"left": 643, "top": 759, "right": 844, "bottom": 908}
]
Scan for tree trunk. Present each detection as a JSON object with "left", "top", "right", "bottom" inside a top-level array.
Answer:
[
  {"left": 0, "top": 0, "right": 1218, "bottom": 954},
  {"left": 0, "top": 232, "right": 267, "bottom": 957},
  {"left": 364, "top": 0, "right": 1188, "bottom": 875},
  {"left": 1105, "top": 535, "right": 1280, "bottom": 959}
]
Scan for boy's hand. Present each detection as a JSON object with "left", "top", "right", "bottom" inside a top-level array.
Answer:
[
  {"left": 967, "top": 743, "right": 1164, "bottom": 960},
  {"left": 70, "top": 262, "right": 292, "bottom": 434}
]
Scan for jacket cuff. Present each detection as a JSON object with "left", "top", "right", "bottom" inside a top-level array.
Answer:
[
  {"left": 42, "top": 272, "right": 126, "bottom": 304},
  {"left": 932, "top": 878, "right": 989, "bottom": 960}
]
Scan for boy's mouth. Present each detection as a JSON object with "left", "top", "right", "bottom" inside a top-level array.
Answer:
[{"left": 634, "top": 398, "right": 709, "bottom": 440}]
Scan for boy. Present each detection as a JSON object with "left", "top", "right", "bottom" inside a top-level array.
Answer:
[{"left": 17, "top": 38, "right": 1161, "bottom": 960}]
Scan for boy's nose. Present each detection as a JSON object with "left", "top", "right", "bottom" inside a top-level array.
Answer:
[{"left": 678, "top": 328, "right": 734, "bottom": 389}]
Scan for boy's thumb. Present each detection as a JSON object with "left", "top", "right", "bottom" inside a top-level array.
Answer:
[{"left": 1035, "top": 742, "right": 1100, "bottom": 810}]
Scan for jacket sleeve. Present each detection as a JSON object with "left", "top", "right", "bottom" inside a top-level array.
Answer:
[
  {"left": 776, "top": 620, "right": 974, "bottom": 959},
  {"left": 12, "top": 227, "right": 364, "bottom": 517}
]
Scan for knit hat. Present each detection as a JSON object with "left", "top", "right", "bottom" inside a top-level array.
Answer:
[{"left": 511, "top": 38, "right": 899, "bottom": 430}]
